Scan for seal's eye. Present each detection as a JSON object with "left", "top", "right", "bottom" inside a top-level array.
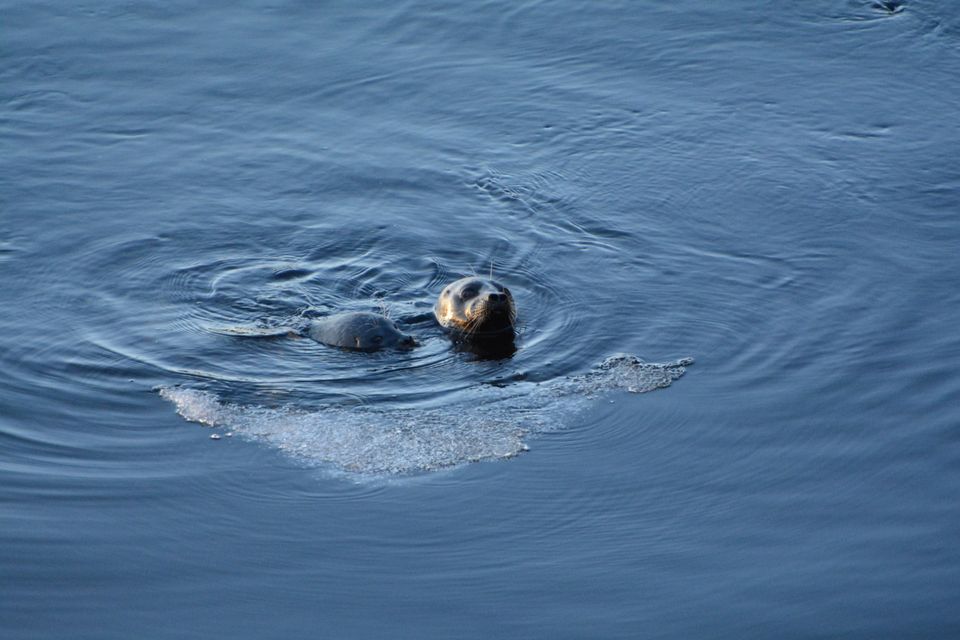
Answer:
[
  {"left": 461, "top": 288, "right": 478, "bottom": 299},
  {"left": 372, "top": 335, "right": 383, "bottom": 344}
]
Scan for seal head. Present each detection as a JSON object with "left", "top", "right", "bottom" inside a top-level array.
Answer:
[
  {"left": 308, "top": 312, "right": 416, "bottom": 352},
  {"left": 435, "top": 277, "right": 517, "bottom": 347}
]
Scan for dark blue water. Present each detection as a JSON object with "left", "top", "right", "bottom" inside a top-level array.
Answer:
[{"left": 4, "top": 0, "right": 960, "bottom": 637}]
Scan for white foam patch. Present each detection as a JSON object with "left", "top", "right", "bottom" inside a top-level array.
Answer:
[
  {"left": 556, "top": 354, "right": 695, "bottom": 396},
  {"left": 159, "top": 355, "right": 692, "bottom": 476}
]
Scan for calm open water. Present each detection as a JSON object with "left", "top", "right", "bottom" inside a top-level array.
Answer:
[{"left": 3, "top": 0, "right": 960, "bottom": 637}]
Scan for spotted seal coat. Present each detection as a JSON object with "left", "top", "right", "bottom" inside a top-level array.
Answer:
[{"left": 308, "top": 312, "right": 416, "bottom": 352}]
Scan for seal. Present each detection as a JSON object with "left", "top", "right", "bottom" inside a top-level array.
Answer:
[
  {"left": 435, "top": 277, "right": 517, "bottom": 343},
  {"left": 307, "top": 312, "right": 416, "bottom": 352}
]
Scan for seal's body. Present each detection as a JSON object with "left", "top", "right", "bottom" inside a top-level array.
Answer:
[
  {"left": 308, "top": 312, "right": 416, "bottom": 352},
  {"left": 434, "top": 277, "right": 516, "bottom": 342}
]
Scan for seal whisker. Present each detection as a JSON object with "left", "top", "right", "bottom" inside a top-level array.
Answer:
[{"left": 462, "top": 314, "right": 483, "bottom": 337}]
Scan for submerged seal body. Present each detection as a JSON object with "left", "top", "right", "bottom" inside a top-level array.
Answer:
[
  {"left": 435, "top": 277, "right": 517, "bottom": 347},
  {"left": 308, "top": 312, "right": 416, "bottom": 352}
]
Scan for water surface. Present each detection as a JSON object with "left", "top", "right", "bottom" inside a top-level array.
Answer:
[{"left": 3, "top": 0, "right": 960, "bottom": 637}]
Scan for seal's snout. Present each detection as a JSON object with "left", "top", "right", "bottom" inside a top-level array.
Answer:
[
  {"left": 487, "top": 292, "right": 507, "bottom": 303},
  {"left": 398, "top": 335, "right": 418, "bottom": 349}
]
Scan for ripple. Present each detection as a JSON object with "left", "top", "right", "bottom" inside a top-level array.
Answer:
[
  {"left": 7, "top": 161, "right": 692, "bottom": 476},
  {"left": 468, "top": 166, "right": 578, "bottom": 221},
  {"left": 49, "top": 215, "right": 605, "bottom": 411}
]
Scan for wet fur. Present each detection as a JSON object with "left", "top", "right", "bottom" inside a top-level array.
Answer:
[
  {"left": 308, "top": 312, "right": 415, "bottom": 352},
  {"left": 435, "top": 277, "right": 517, "bottom": 340}
]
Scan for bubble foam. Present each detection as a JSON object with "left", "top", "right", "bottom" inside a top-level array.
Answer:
[{"left": 159, "top": 355, "right": 692, "bottom": 477}]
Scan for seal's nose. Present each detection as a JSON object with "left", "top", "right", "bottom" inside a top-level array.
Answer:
[{"left": 487, "top": 292, "right": 507, "bottom": 303}]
